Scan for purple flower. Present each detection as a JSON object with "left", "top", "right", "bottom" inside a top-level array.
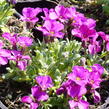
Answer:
[
  {"left": 2, "top": 32, "right": 17, "bottom": 46},
  {"left": 56, "top": 79, "right": 86, "bottom": 98},
  {"left": 9, "top": 50, "right": 31, "bottom": 70},
  {"left": 70, "top": 11, "right": 96, "bottom": 29},
  {"left": 65, "top": 7, "right": 77, "bottom": 19},
  {"left": 0, "top": 49, "right": 11, "bottom": 65},
  {"left": 31, "top": 86, "right": 49, "bottom": 101},
  {"left": 71, "top": 25, "right": 97, "bottom": 42},
  {"left": 21, "top": 86, "right": 49, "bottom": 109},
  {"left": 71, "top": 12, "right": 87, "bottom": 27},
  {"left": 98, "top": 31, "right": 108, "bottom": 41},
  {"left": 91, "top": 64, "right": 104, "bottom": 76},
  {"left": 69, "top": 99, "right": 89, "bottom": 109},
  {"left": 68, "top": 66, "right": 89, "bottom": 85},
  {"left": 21, "top": 96, "right": 38, "bottom": 109},
  {"left": 87, "top": 71, "right": 102, "bottom": 89},
  {"left": 43, "top": 6, "right": 76, "bottom": 22},
  {"left": 93, "top": 90, "right": 101, "bottom": 103},
  {"left": 88, "top": 41, "right": 101, "bottom": 55},
  {"left": 56, "top": 80, "right": 74, "bottom": 95},
  {"left": 66, "top": 81, "right": 86, "bottom": 98},
  {"left": 66, "top": 80, "right": 88, "bottom": 109},
  {"left": 35, "top": 75, "right": 53, "bottom": 90},
  {"left": 21, "top": 7, "right": 42, "bottom": 24},
  {"left": 2, "top": 32, "right": 33, "bottom": 48},
  {"left": 56, "top": 86, "right": 66, "bottom": 95},
  {"left": 86, "top": 64, "right": 103, "bottom": 91},
  {"left": 17, "top": 36, "right": 33, "bottom": 47},
  {"left": 42, "top": 8, "right": 56, "bottom": 20},
  {"left": 83, "top": 18, "right": 96, "bottom": 29},
  {"left": 56, "top": 64, "right": 104, "bottom": 109},
  {"left": 98, "top": 31, "right": 109, "bottom": 51},
  {"left": 48, "top": 5, "right": 69, "bottom": 22},
  {"left": 37, "top": 20, "right": 64, "bottom": 38}
]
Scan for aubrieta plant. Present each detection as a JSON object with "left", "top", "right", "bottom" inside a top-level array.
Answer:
[
  {"left": 21, "top": 64, "right": 104, "bottom": 109},
  {"left": 1, "top": 32, "right": 33, "bottom": 71},
  {"left": 35, "top": 5, "right": 109, "bottom": 55},
  {"left": 1, "top": 3, "right": 109, "bottom": 109},
  {"left": 57, "top": 64, "right": 104, "bottom": 109},
  {"left": 21, "top": 75, "right": 53, "bottom": 109}
]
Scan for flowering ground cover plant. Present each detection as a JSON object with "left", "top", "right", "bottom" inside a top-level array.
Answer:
[{"left": 1, "top": 0, "right": 109, "bottom": 109}]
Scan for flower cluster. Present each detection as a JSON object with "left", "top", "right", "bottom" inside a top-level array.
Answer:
[
  {"left": 21, "top": 75, "right": 53, "bottom": 109},
  {"left": 56, "top": 64, "right": 104, "bottom": 109},
  {"left": 41, "top": 5, "right": 101, "bottom": 54},
  {"left": 20, "top": 5, "right": 106, "bottom": 54},
  {"left": 0, "top": 32, "right": 33, "bottom": 70},
  {"left": 21, "top": 7, "right": 42, "bottom": 28}
]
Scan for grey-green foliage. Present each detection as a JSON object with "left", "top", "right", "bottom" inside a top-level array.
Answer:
[
  {"left": 0, "top": 0, "right": 14, "bottom": 26},
  {"left": 26, "top": 39, "right": 82, "bottom": 84},
  {"left": 4, "top": 39, "right": 82, "bottom": 84}
]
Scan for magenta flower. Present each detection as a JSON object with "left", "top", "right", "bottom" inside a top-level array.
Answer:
[
  {"left": 0, "top": 49, "right": 11, "bottom": 65},
  {"left": 98, "top": 31, "right": 108, "bottom": 41},
  {"left": 83, "top": 18, "right": 96, "bottom": 29},
  {"left": 2, "top": 32, "right": 17, "bottom": 46},
  {"left": 88, "top": 41, "right": 101, "bottom": 55},
  {"left": 65, "top": 7, "right": 77, "bottom": 19},
  {"left": 42, "top": 8, "right": 49, "bottom": 20},
  {"left": 70, "top": 10, "right": 96, "bottom": 28},
  {"left": 31, "top": 86, "right": 49, "bottom": 101},
  {"left": 93, "top": 90, "right": 101, "bottom": 103},
  {"left": 57, "top": 64, "right": 104, "bottom": 108},
  {"left": 56, "top": 80, "right": 74, "bottom": 95},
  {"left": 66, "top": 80, "right": 88, "bottom": 109},
  {"left": 2, "top": 32, "right": 33, "bottom": 48},
  {"left": 91, "top": 64, "right": 104, "bottom": 76},
  {"left": 87, "top": 71, "right": 102, "bottom": 89},
  {"left": 21, "top": 96, "right": 38, "bottom": 109},
  {"left": 17, "top": 36, "right": 33, "bottom": 47},
  {"left": 37, "top": 20, "right": 64, "bottom": 38},
  {"left": 71, "top": 24, "right": 97, "bottom": 42},
  {"left": 42, "top": 8, "right": 56, "bottom": 20},
  {"left": 98, "top": 31, "right": 109, "bottom": 51},
  {"left": 68, "top": 84, "right": 88, "bottom": 109},
  {"left": 35, "top": 75, "right": 53, "bottom": 90},
  {"left": 56, "top": 79, "right": 86, "bottom": 98},
  {"left": 69, "top": 99, "right": 89, "bottom": 109},
  {"left": 68, "top": 66, "right": 89, "bottom": 85},
  {"left": 43, "top": 6, "right": 76, "bottom": 22},
  {"left": 48, "top": 5, "right": 69, "bottom": 22},
  {"left": 21, "top": 7, "right": 42, "bottom": 24},
  {"left": 9, "top": 50, "right": 31, "bottom": 70},
  {"left": 71, "top": 12, "right": 87, "bottom": 27},
  {"left": 21, "top": 86, "right": 49, "bottom": 109},
  {"left": 67, "top": 82, "right": 86, "bottom": 98},
  {"left": 86, "top": 64, "right": 103, "bottom": 91}
]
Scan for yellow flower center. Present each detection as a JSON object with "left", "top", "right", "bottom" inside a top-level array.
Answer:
[
  {"left": 72, "top": 20, "right": 76, "bottom": 23},
  {"left": 90, "top": 80, "right": 94, "bottom": 84},
  {"left": 76, "top": 77, "right": 81, "bottom": 81},
  {"left": 50, "top": 31, "right": 54, "bottom": 34},
  {"left": 74, "top": 97, "right": 78, "bottom": 102},
  {"left": 70, "top": 17, "right": 74, "bottom": 20}
]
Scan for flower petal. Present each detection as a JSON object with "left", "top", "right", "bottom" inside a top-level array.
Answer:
[{"left": 21, "top": 96, "right": 32, "bottom": 103}]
